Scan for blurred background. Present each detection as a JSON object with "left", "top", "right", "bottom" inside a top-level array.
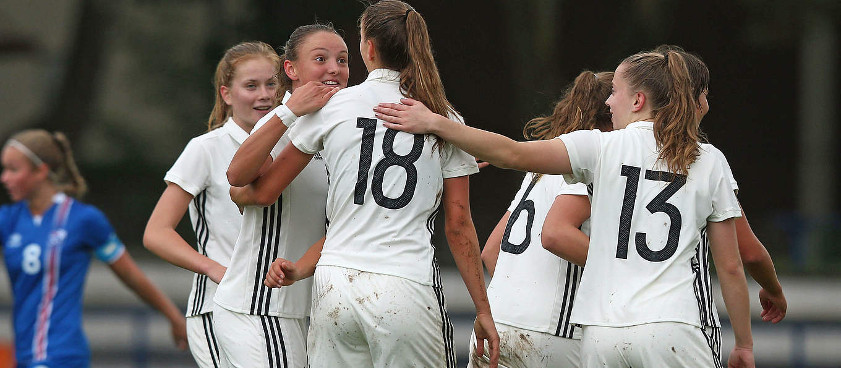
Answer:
[{"left": 0, "top": 0, "right": 839, "bottom": 367}]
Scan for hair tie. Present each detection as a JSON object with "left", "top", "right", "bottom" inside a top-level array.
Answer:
[
  {"left": 663, "top": 52, "right": 669, "bottom": 63},
  {"left": 405, "top": 9, "right": 412, "bottom": 19},
  {"left": 4, "top": 139, "right": 44, "bottom": 167}
]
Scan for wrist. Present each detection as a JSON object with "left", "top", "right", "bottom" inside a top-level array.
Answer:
[
  {"left": 275, "top": 105, "right": 299, "bottom": 127},
  {"left": 429, "top": 114, "right": 449, "bottom": 135}
]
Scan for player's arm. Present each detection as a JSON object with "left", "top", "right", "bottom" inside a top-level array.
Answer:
[
  {"left": 735, "top": 204, "right": 786, "bottom": 323},
  {"left": 265, "top": 236, "right": 325, "bottom": 288},
  {"left": 541, "top": 194, "right": 590, "bottom": 267},
  {"left": 108, "top": 251, "right": 188, "bottom": 350},
  {"left": 230, "top": 143, "right": 314, "bottom": 207},
  {"left": 708, "top": 218, "right": 755, "bottom": 367},
  {"left": 481, "top": 212, "right": 509, "bottom": 277},
  {"left": 228, "top": 81, "right": 338, "bottom": 186},
  {"left": 144, "top": 183, "right": 226, "bottom": 284},
  {"left": 441, "top": 176, "right": 499, "bottom": 367},
  {"left": 375, "top": 98, "right": 571, "bottom": 174}
]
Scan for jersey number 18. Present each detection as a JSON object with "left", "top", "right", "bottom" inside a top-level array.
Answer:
[{"left": 354, "top": 118, "right": 423, "bottom": 209}]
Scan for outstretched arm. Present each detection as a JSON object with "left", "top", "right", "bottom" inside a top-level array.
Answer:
[
  {"left": 481, "top": 212, "right": 509, "bottom": 277},
  {"left": 374, "top": 98, "right": 571, "bottom": 174},
  {"left": 442, "top": 176, "right": 499, "bottom": 368},
  {"left": 109, "top": 252, "right": 188, "bottom": 350},
  {"left": 228, "top": 81, "right": 338, "bottom": 186},
  {"left": 708, "top": 219, "right": 755, "bottom": 368},
  {"left": 735, "top": 205, "right": 786, "bottom": 323},
  {"left": 144, "top": 183, "right": 226, "bottom": 283},
  {"left": 541, "top": 194, "right": 590, "bottom": 267},
  {"left": 265, "top": 236, "right": 325, "bottom": 288}
]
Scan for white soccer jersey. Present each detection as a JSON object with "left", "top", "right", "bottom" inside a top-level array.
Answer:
[
  {"left": 288, "top": 68, "right": 479, "bottom": 286},
  {"left": 164, "top": 118, "right": 246, "bottom": 316},
  {"left": 694, "top": 143, "right": 739, "bottom": 329},
  {"left": 214, "top": 123, "right": 328, "bottom": 318},
  {"left": 560, "top": 121, "right": 741, "bottom": 327},
  {"left": 486, "top": 173, "right": 584, "bottom": 338}
]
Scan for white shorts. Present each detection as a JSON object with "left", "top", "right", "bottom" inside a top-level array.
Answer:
[
  {"left": 213, "top": 304, "right": 308, "bottom": 368},
  {"left": 467, "top": 322, "right": 581, "bottom": 368},
  {"left": 580, "top": 322, "right": 718, "bottom": 368},
  {"left": 186, "top": 313, "right": 225, "bottom": 368},
  {"left": 308, "top": 265, "right": 456, "bottom": 368}
]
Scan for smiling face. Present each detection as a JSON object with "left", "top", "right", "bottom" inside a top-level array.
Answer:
[
  {"left": 285, "top": 31, "right": 349, "bottom": 89},
  {"left": 1, "top": 146, "right": 47, "bottom": 202},
  {"left": 221, "top": 56, "right": 278, "bottom": 131}
]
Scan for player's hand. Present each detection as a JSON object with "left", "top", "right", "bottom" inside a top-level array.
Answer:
[
  {"left": 375, "top": 98, "right": 443, "bottom": 135},
  {"left": 472, "top": 312, "right": 500, "bottom": 368},
  {"left": 759, "top": 288, "right": 786, "bottom": 323},
  {"left": 727, "top": 346, "right": 755, "bottom": 368},
  {"left": 476, "top": 159, "right": 490, "bottom": 170},
  {"left": 207, "top": 263, "right": 226, "bottom": 285},
  {"left": 284, "top": 81, "right": 340, "bottom": 117},
  {"left": 264, "top": 258, "right": 300, "bottom": 288},
  {"left": 170, "top": 315, "right": 189, "bottom": 350}
]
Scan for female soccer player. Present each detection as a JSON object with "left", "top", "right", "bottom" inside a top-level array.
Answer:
[
  {"left": 232, "top": 1, "right": 499, "bottom": 366},
  {"left": 467, "top": 70, "right": 612, "bottom": 367},
  {"left": 1, "top": 129, "right": 187, "bottom": 368},
  {"left": 214, "top": 27, "right": 345, "bottom": 368},
  {"left": 144, "top": 37, "right": 340, "bottom": 368},
  {"left": 375, "top": 49, "right": 755, "bottom": 367}
]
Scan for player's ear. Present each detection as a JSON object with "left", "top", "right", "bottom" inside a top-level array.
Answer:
[
  {"left": 284, "top": 59, "right": 299, "bottom": 82},
  {"left": 632, "top": 91, "right": 646, "bottom": 112},
  {"left": 221, "top": 85, "right": 232, "bottom": 106}
]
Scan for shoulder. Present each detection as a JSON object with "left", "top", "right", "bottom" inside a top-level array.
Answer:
[
  {"left": 69, "top": 201, "right": 110, "bottom": 226},
  {"left": 0, "top": 202, "right": 25, "bottom": 226}
]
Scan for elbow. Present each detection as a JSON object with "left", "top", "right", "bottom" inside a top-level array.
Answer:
[
  {"left": 253, "top": 191, "right": 279, "bottom": 207},
  {"left": 142, "top": 228, "right": 158, "bottom": 253},
  {"left": 717, "top": 260, "right": 745, "bottom": 279},
  {"left": 227, "top": 168, "right": 248, "bottom": 187}
]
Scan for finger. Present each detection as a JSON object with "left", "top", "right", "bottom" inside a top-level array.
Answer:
[
  {"left": 376, "top": 114, "right": 403, "bottom": 126},
  {"left": 477, "top": 161, "right": 490, "bottom": 169},
  {"left": 400, "top": 98, "right": 418, "bottom": 106},
  {"left": 324, "top": 87, "right": 340, "bottom": 99},
  {"left": 377, "top": 102, "right": 408, "bottom": 111},
  {"left": 475, "top": 337, "right": 485, "bottom": 357}
]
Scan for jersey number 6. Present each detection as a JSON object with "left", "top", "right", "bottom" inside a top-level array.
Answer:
[
  {"left": 354, "top": 118, "right": 423, "bottom": 209},
  {"left": 616, "top": 165, "right": 686, "bottom": 262}
]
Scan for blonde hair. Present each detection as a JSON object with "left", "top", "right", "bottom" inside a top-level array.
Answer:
[
  {"left": 621, "top": 50, "right": 702, "bottom": 176},
  {"left": 207, "top": 41, "right": 281, "bottom": 131},
  {"left": 9, "top": 129, "right": 87, "bottom": 198}
]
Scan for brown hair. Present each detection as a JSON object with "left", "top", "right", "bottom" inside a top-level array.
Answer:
[
  {"left": 653, "top": 45, "right": 709, "bottom": 104},
  {"left": 360, "top": 0, "right": 457, "bottom": 134},
  {"left": 279, "top": 23, "right": 343, "bottom": 93},
  {"left": 523, "top": 71, "right": 614, "bottom": 141},
  {"left": 620, "top": 50, "right": 702, "bottom": 176},
  {"left": 9, "top": 129, "right": 87, "bottom": 198},
  {"left": 207, "top": 41, "right": 281, "bottom": 131}
]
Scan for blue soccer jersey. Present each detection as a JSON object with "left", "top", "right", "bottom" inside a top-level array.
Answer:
[{"left": 0, "top": 193, "right": 125, "bottom": 367}]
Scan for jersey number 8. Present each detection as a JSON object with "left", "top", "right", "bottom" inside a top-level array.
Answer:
[{"left": 354, "top": 118, "right": 423, "bottom": 209}]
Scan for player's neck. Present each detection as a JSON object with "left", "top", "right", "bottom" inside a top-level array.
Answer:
[{"left": 26, "top": 184, "right": 59, "bottom": 216}]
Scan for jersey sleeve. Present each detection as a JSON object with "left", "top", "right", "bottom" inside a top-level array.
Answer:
[
  {"left": 288, "top": 112, "right": 326, "bottom": 155},
  {"left": 164, "top": 138, "right": 211, "bottom": 196},
  {"left": 558, "top": 130, "right": 601, "bottom": 185},
  {"left": 507, "top": 174, "right": 533, "bottom": 212},
  {"left": 707, "top": 144, "right": 739, "bottom": 192},
  {"left": 706, "top": 159, "right": 743, "bottom": 222},
  {"left": 440, "top": 113, "right": 480, "bottom": 178},
  {"left": 83, "top": 207, "right": 126, "bottom": 264},
  {"left": 557, "top": 178, "right": 588, "bottom": 196}
]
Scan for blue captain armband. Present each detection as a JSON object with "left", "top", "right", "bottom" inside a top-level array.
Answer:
[{"left": 95, "top": 233, "right": 126, "bottom": 264}]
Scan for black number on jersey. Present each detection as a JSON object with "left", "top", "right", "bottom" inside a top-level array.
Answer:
[
  {"left": 501, "top": 177, "right": 538, "bottom": 254},
  {"left": 354, "top": 117, "right": 424, "bottom": 209},
  {"left": 616, "top": 165, "right": 686, "bottom": 262}
]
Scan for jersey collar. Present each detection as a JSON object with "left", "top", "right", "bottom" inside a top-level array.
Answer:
[
  {"left": 626, "top": 121, "right": 654, "bottom": 130},
  {"left": 222, "top": 117, "right": 250, "bottom": 145},
  {"left": 366, "top": 69, "right": 400, "bottom": 83}
]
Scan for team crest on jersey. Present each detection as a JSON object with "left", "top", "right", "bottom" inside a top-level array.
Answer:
[
  {"left": 48, "top": 229, "right": 68, "bottom": 246},
  {"left": 6, "top": 233, "right": 22, "bottom": 248},
  {"left": 313, "top": 152, "right": 323, "bottom": 160}
]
